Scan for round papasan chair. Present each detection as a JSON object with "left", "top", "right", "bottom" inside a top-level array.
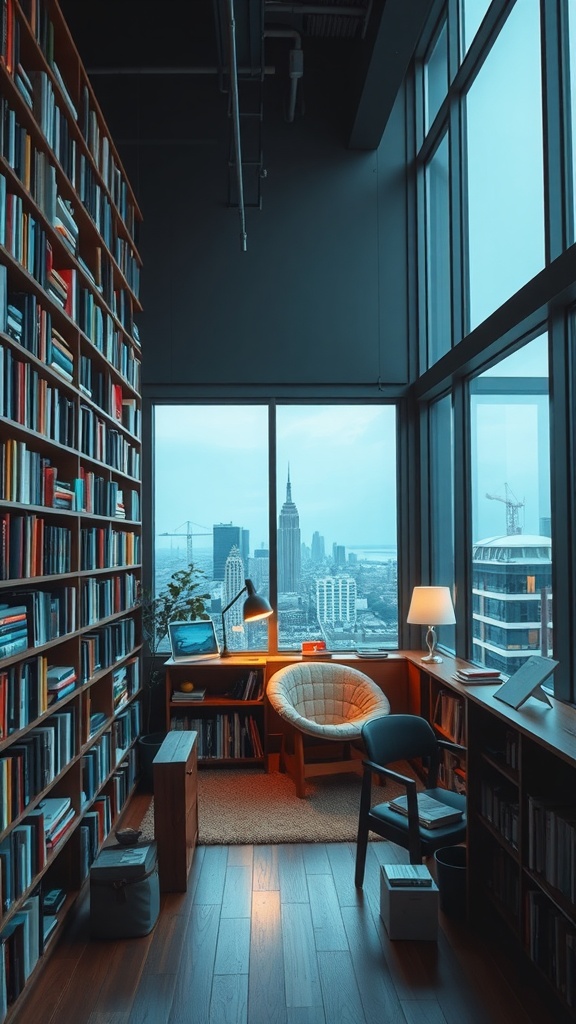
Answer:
[{"left": 266, "top": 661, "right": 391, "bottom": 797}]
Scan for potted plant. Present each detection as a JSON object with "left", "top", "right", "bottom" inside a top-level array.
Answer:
[{"left": 138, "top": 564, "right": 211, "bottom": 787}]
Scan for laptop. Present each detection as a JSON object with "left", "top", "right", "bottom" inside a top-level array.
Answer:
[{"left": 168, "top": 619, "right": 221, "bottom": 662}]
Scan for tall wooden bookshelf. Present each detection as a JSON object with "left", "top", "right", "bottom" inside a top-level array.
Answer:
[
  {"left": 405, "top": 651, "right": 576, "bottom": 1021},
  {"left": 0, "top": 0, "right": 143, "bottom": 1017}
]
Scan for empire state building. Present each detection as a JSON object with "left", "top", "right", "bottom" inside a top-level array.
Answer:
[{"left": 278, "top": 467, "right": 301, "bottom": 593}]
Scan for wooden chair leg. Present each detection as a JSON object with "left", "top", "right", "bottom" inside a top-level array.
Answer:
[{"left": 294, "top": 730, "right": 306, "bottom": 798}]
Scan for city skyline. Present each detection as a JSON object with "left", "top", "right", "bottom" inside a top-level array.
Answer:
[{"left": 154, "top": 405, "right": 398, "bottom": 558}]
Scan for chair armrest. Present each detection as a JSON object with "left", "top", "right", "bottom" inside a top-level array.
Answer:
[
  {"left": 362, "top": 760, "right": 419, "bottom": 792},
  {"left": 437, "top": 739, "right": 467, "bottom": 757}
]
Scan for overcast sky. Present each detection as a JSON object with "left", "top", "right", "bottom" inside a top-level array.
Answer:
[{"left": 154, "top": 404, "right": 398, "bottom": 556}]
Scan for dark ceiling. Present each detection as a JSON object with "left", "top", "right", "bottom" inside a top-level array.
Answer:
[{"left": 58, "top": 0, "right": 434, "bottom": 150}]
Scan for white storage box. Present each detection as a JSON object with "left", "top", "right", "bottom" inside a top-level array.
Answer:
[{"left": 380, "top": 864, "right": 439, "bottom": 940}]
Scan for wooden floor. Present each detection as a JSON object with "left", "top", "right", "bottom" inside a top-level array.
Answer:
[{"left": 13, "top": 791, "right": 562, "bottom": 1024}]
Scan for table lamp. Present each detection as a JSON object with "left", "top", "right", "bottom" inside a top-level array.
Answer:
[
  {"left": 221, "top": 578, "right": 273, "bottom": 657},
  {"left": 407, "top": 586, "right": 456, "bottom": 664}
]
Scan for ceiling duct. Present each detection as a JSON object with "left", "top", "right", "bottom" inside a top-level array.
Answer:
[{"left": 213, "top": 0, "right": 266, "bottom": 251}]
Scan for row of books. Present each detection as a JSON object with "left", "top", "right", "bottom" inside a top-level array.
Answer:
[
  {"left": 79, "top": 618, "right": 137, "bottom": 684},
  {"left": 80, "top": 572, "right": 139, "bottom": 627},
  {"left": 112, "top": 704, "right": 141, "bottom": 762},
  {"left": 1, "top": 62, "right": 139, "bottom": 294},
  {"left": 0, "top": 512, "right": 72, "bottom": 579},
  {"left": 0, "top": 796, "right": 75, "bottom": 911},
  {"left": 438, "top": 749, "right": 467, "bottom": 795},
  {"left": 485, "top": 843, "right": 520, "bottom": 919},
  {"left": 0, "top": 436, "right": 140, "bottom": 520},
  {"left": 432, "top": 688, "right": 466, "bottom": 745},
  {"left": 0, "top": 587, "right": 76, "bottom": 652},
  {"left": 0, "top": 887, "right": 44, "bottom": 1014},
  {"left": 0, "top": 655, "right": 48, "bottom": 740},
  {"left": 0, "top": 262, "right": 140, "bottom": 415},
  {"left": 525, "top": 887, "right": 576, "bottom": 1007},
  {"left": 1, "top": 176, "right": 139, "bottom": 393},
  {"left": 79, "top": 526, "right": 140, "bottom": 572},
  {"left": 527, "top": 794, "right": 576, "bottom": 906},
  {"left": 78, "top": 289, "right": 141, "bottom": 389},
  {"left": 79, "top": 357, "right": 140, "bottom": 438},
  {"left": 109, "top": 750, "right": 138, "bottom": 821},
  {"left": 0, "top": 342, "right": 76, "bottom": 448},
  {"left": 81, "top": 732, "right": 111, "bottom": 806},
  {"left": 479, "top": 778, "right": 519, "bottom": 850},
  {"left": 79, "top": 794, "right": 112, "bottom": 883},
  {"left": 170, "top": 712, "right": 264, "bottom": 760},
  {"left": 78, "top": 405, "right": 140, "bottom": 477},
  {"left": 227, "top": 669, "right": 264, "bottom": 701}
]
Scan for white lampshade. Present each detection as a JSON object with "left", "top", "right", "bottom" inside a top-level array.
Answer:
[{"left": 407, "top": 586, "right": 456, "bottom": 626}]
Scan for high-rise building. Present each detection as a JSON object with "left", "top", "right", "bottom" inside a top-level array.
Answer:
[
  {"left": 472, "top": 534, "right": 552, "bottom": 675},
  {"left": 316, "top": 576, "right": 357, "bottom": 624},
  {"left": 277, "top": 467, "right": 301, "bottom": 593},
  {"left": 333, "top": 544, "right": 346, "bottom": 566},
  {"left": 213, "top": 523, "right": 249, "bottom": 581},
  {"left": 223, "top": 545, "right": 246, "bottom": 652},
  {"left": 311, "top": 531, "right": 325, "bottom": 564},
  {"left": 249, "top": 548, "right": 269, "bottom": 591}
]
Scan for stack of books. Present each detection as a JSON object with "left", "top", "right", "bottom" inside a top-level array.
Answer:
[
  {"left": 172, "top": 688, "right": 206, "bottom": 702},
  {"left": 453, "top": 667, "right": 502, "bottom": 685},
  {"left": 0, "top": 603, "right": 29, "bottom": 659},
  {"left": 37, "top": 796, "right": 75, "bottom": 850},
  {"left": 47, "top": 665, "right": 77, "bottom": 703}
]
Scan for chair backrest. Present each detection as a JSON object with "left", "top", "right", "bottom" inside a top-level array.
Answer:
[
  {"left": 267, "top": 661, "right": 388, "bottom": 723},
  {"left": 361, "top": 714, "right": 439, "bottom": 775}
]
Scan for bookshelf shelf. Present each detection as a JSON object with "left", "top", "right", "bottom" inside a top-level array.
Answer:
[
  {"left": 0, "top": 0, "right": 143, "bottom": 1017},
  {"left": 165, "top": 659, "right": 267, "bottom": 766}
]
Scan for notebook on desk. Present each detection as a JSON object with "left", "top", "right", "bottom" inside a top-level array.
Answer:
[{"left": 168, "top": 620, "right": 220, "bottom": 662}]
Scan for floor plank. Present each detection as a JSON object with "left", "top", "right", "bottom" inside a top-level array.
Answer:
[{"left": 10, "top": 831, "right": 562, "bottom": 1024}]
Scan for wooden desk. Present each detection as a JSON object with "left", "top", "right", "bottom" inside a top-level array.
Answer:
[{"left": 153, "top": 731, "right": 198, "bottom": 891}]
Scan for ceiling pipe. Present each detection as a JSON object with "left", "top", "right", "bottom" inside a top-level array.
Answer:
[
  {"left": 264, "top": 27, "right": 303, "bottom": 122},
  {"left": 226, "top": 0, "right": 248, "bottom": 251}
]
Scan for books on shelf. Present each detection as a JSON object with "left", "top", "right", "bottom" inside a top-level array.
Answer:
[
  {"left": 382, "top": 863, "right": 433, "bottom": 887},
  {"left": 172, "top": 688, "right": 206, "bottom": 702},
  {"left": 387, "top": 792, "right": 464, "bottom": 829}
]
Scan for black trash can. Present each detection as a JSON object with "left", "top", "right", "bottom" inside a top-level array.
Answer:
[{"left": 434, "top": 845, "right": 467, "bottom": 920}]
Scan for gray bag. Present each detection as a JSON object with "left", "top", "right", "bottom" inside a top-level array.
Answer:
[{"left": 90, "top": 842, "right": 159, "bottom": 938}]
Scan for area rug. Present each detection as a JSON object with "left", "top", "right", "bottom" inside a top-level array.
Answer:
[{"left": 139, "top": 762, "right": 421, "bottom": 845}]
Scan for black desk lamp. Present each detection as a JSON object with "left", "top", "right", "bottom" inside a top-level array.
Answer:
[{"left": 220, "top": 578, "right": 273, "bottom": 657}]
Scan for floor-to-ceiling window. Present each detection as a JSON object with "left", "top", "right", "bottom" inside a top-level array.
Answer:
[
  {"left": 469, "top": 335, "right": 551, "bottom": 674},
  {"left": 153, "top": 403, "right": 398, "bottom": 655},
  {"left": 465, "top": 0, "right": 544, "bottom": 332},
  {"left": 413, "top": 0, "right": 576, "bottom": 700}
]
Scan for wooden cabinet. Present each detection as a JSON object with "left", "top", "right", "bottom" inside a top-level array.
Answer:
[
  {"left": 165, "top": 658, "right": 266, "bottom": 766},
  {"left": 406, "top": 652, "right": 576, "bottom": 1019},
  {"left": 0, "top": 1, "right": 142, "bottom": 1016},
  {"left": 153, "top": 731, "right": 197, "bottom": 892}
]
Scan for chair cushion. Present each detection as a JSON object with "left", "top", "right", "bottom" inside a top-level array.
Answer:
[
  {"left": 369, "top": 786, "right": 466, "bottom": 837},
  {"left": 266, "top": 662, "right": 390, "bottom": 739}
]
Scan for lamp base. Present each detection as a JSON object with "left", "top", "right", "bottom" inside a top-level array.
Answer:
[{"left": 421, "top": 653, "right": 443, "bottom": 664}]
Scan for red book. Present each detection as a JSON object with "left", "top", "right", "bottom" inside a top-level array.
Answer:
[
  {"left": 111, "top": 383, "right": 123, "bottom": 421},
  {"left": 44, "top": 466, "right": 57, "bottom": 507}
]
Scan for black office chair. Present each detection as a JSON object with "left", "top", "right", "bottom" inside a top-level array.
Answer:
[{"left": 355, "top": 714, "right": 467, "bottom": 887}]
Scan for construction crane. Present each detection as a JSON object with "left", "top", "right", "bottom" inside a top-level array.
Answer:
[
  {"left": 486, "top": 484, "right": 524, "bottom": 536},
  {"left": 157, "top": 521, "right": 211, "bottom": 564}
]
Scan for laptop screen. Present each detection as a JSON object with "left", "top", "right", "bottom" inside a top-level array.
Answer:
[{"left": 168, "top": 620, "right": 220, "bottom": 661}]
